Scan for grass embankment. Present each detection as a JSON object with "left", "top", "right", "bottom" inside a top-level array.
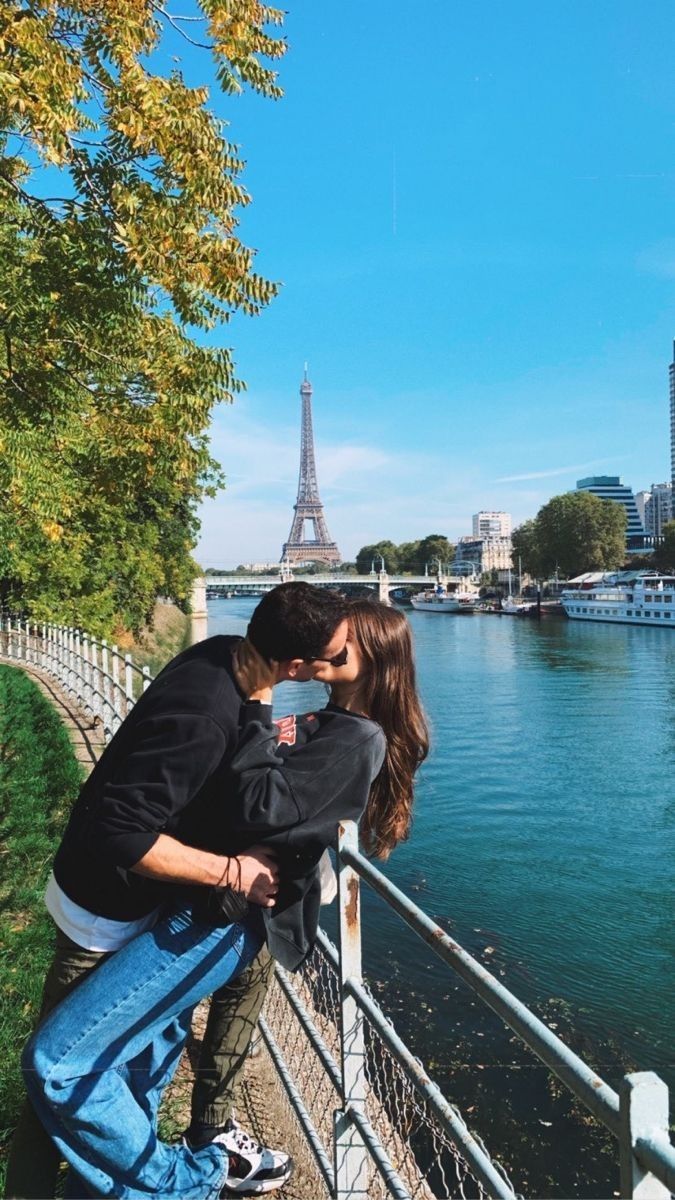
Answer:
[
  {"left": 125, "top": 600, "right": 191, "bottom": 681},
  {"left": 0, "top": 665, "right": 83, "bottom": 1179}
]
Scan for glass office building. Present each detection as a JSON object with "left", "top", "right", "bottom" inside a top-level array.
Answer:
[{"left": 576, "top": 476, "right": 646, "bottom": 550}]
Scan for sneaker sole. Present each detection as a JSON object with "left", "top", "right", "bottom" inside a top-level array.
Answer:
[{"left": 224, "top": 1161, "right": 294, "bottom": 1196}]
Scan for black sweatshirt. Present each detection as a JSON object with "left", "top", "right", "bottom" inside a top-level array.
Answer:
[
  {"left": 53, "top": 635, "right": 247, "bottom": 920},
  {"left": 226, "top": 701, "right": 385, "bottom": 968},
  {"left": 52, "top": 634, "right": 386, "bottom": 967}
]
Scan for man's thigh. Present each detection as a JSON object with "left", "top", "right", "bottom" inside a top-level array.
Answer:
[{"left": 39, "top": 924, "right": 111, "bottom": 1019}]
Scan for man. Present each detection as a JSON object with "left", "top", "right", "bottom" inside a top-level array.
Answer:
[{"left": 7, "top": 582, "right": 350, "bottom": 1198}]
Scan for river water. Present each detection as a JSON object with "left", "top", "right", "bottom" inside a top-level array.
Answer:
[{"left": 208, "top": 597, "right": 674, "bottom": 1196}]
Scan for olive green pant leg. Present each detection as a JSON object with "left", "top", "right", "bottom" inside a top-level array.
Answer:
[
  {"left": 5, "top": 927, "right": 109, "bottom": 1200},
  {"left": 190, "top": 943, "right": 273, "bottom": 1131}
]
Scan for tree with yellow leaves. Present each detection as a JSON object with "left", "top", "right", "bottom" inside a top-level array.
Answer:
[{"left": 0, "top": 0, "right": 285, "bottom": 634}]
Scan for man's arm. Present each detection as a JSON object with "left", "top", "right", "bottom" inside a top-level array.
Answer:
[
  {"left": 84, "top": 711, "right": 233, "bottom": 868},
  {"left": 131, "top": 834, "right": 279, "bottom": 907}
]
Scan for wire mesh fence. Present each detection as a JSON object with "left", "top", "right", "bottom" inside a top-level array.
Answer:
[{"left": 262, "top": 934, "right": 518, "bottom": 1199}]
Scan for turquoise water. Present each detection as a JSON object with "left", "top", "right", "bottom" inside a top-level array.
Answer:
[{"left": 208, "top": 598, "right": 674, "bottom": 1193}]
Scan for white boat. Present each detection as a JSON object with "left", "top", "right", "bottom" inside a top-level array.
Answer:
[
  {"left": 410, "top": 587, "right": 476, "bottom": 614},
  {"left": 501, "top": 598, "right": 537, "bottom": 615},
  {"left": 560, "top": 572, "right": 675, "bottom": 627}
]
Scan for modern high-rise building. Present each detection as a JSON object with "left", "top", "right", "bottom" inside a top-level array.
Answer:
[
  {"left": 472, "top": 511, "right": 512, "bottom": 539},
  {"left": 635, "top": 490, "right": 650, "bottom": 529},
  {"left": 670, "top": 341, "right": 675, "bottom": 491},
  {"left": 648, "top": 483, "right": 673, "bottom": 536},
  {"left": 576, "top": 476, "right": 645, "bottom": 548}
]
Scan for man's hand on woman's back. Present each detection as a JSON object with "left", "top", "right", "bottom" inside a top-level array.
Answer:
[{"left": 227, "top": 846, "right": 279, "bottom": 907}]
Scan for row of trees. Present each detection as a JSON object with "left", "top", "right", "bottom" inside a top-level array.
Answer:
[
  {"left": 0, "top": 0, "right": 285, "bottom": 636},
  {"left": 355, "top": 535, "right": 455, "bottom": 575}
]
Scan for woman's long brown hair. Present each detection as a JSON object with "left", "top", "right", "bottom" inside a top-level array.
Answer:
[{"left": 347, "top": 600, "right": 429, "bottom": 859}]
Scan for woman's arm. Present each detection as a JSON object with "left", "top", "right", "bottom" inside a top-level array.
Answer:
[{"left": 225, "top": 703, "right": 385, "bottom": 837}]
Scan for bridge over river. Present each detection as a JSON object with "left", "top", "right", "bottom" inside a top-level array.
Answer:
[{"left": 204, "top": 571, "right": 460, "bottom": 602}]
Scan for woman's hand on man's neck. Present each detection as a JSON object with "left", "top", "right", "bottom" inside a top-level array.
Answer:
[{"left": 232, "top": 638, "right": 277, "bottom": 703}]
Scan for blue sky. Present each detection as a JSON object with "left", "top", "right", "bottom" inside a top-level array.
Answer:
[{"left": 176, "top": 3, "right": 675, "bottom": 566}]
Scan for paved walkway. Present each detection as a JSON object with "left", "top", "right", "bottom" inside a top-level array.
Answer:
[
  {"left": 3, "top": 660, "right": 107, "bottom": 771},
  {"left": 1, "top": 658, "right": 325, "bottom": 1199}
]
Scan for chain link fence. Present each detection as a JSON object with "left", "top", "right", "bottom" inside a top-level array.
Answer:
[{"left": 262, "top": 932, "right": 518, "bottom": 1200}]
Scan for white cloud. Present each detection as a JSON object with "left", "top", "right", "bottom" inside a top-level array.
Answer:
[
  {"left": 635, "top": 240, "right": 675, "bottom": 279},
  {"left": 495, "top": 456, "right": 626, "bottom": 484}
]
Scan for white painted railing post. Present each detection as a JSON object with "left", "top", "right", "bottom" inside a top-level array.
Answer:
[
  {"left": 334, "top": 820, "right": 369, "bottom": 1199},
  {"left": 142, "top": 665, "right": 151, "bottom": 694},
  {"left": 91, "top": 639, "right": 101, "bottom": 723},
  {"left": 620, "top": 1073, "right": 670, "bottom": 1199},
  {"left": 57, "top": 625, "right": 65, "bottom": 686},
  {"left": 101, "top": 639, "right": 111, "bottom": 735},
  {"left": 63, "top": 625, "right": 70, "bottom": 685},
  {"left": 68, "top": 627, "right": 75, "bottom": 699},
  {"left": 41, "top": 623, "right": 47, "bottom": 671},
  {"left": 73, "top": 630, "right": 81, "bottom": 700},
  {"left": 124, "top": 654, "right": 133, "bottom": 716},
  {"left": 82, "top": 633, "right": 92, "bottom": 716},
  {"left": 111, "top": 644, "right": 121, "bottom": 732}
]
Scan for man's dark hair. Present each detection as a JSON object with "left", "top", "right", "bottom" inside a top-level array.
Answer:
[{"left": 247, "top": 582, "right": 349, "bottom": 662}]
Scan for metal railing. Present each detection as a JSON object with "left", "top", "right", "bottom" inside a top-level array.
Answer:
[
  {"left": 2, "top": 620, "right": 673, "bottom": 1197},
  {"left": 0, "top": 618, "right": 151, "bottom": 741},
  {"left": 265, "top": 820, "right": 672, "bottom": 1199}
]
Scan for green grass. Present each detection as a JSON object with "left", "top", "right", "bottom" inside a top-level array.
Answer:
[
  {"left": 128, "top": 601, "right": 191, "bottom": 684},
  {"left": 0, "top": 665, "right": 84, "bottom": 1178}
]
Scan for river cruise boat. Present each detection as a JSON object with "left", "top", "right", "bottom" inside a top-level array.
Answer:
[
  {"left": 411, "top": 583, "right": 477, "bottom": 613},
  {"left": 560, "top": 572, "right": 675, "bottom": 627}
]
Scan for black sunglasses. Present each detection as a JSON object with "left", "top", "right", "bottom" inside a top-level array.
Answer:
[{"left": 304, "top": 644, "right": 349, "bottom": 668}]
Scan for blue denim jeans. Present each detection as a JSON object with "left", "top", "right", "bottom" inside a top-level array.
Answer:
[{"left": 22, "top": 904, "right": 263, "bottom": 1199}]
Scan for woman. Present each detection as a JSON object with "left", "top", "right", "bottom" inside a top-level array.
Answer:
[{"left": 22, "top": 601, "right": 428, "bottom": 1199}]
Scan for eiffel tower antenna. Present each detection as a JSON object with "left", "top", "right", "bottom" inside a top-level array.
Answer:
[{"left": 281, "top": 372, "right": 341, "bottom": 567}]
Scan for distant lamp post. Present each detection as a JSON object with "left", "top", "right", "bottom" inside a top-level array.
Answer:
[
  {"left": 370, "top": 559, "right": 376, "bottom": 577},
  {"left": 378, "top": 554, "right": 386, "bottom": 573}
]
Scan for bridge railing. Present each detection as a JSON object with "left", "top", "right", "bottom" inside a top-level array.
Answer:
[
  {"left": 2, "top": 620, "right": 673, "bottom": 1197},
  {"left": 0, "top": 618, "right": 151, "bottom": 741}
]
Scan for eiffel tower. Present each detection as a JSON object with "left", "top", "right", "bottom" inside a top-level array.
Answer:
[{"left": 281, "top": 370, "right": 341, "bottom": 567}]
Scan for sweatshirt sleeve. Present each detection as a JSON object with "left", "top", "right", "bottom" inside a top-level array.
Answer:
[
  {"left": 83, "top": 712, "right": 229, "bottom": 867},
  {"left": 225, "top": 703, "right": 386, "bottom": 837}
]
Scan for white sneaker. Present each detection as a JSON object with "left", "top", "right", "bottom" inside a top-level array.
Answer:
[{"left": 187, "top": 1118, "right": 293, "bottom": 1195}]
